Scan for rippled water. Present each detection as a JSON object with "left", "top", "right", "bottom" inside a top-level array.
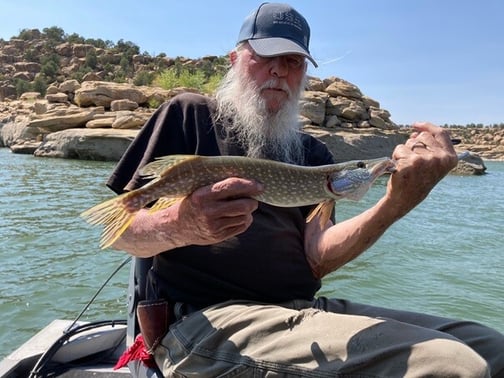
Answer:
[
  {"left": 1, "top": 148, "right": 502, "bottom": 358},
  {"left": 320, "top": 163, "right": 504, "bottom": 330}
]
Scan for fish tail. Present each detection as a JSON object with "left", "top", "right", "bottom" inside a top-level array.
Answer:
[
  {"left": 81, "top": 194, "right": 137, "bottom": 249},
  {"left": 149, "top": 196, "right": 185, "bottom": 212}
]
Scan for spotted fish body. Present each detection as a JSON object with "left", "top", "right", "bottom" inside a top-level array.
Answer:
[{"left": 82, "top": 155, "right": 396, "bottom": 249}]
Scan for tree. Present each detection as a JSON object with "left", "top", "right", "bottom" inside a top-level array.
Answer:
[
  {"left": 40, "top": 60, "right": 59, "bottom": 80},
  {"left": 42, "top": 26, "right": 65, "bottom": 43},
  {"left": 133, "top": 71, "right": 155, "bottom": 86},
  {"left": 40, "top": 53, "right": 60, "bottom": 81},
  {"left": 23, "top": 48, "right": 40, "bottom": 63},
  {"left": 85, "top": 49, "right": 98, "bottom": 69},
  {"left": 67, "top": 33, "right": 85, "bottom": 44},
  {"left": 15, "top": 78, "right": 32, "bottom": 97},
  {"left": 18, "top": 28, "right": 39, "bottom": 41},
  {"left": 115, "top": 39, "right": 140, "bottom": 56},
  {"left": 85, "top": 38, "right": 108, "bottom": 49},
  {"left": 33, "top": 75, "right": 48, "bottom": 96}
]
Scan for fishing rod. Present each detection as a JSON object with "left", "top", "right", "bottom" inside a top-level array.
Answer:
[
  {"left": 65, "top": 255, "right": 131, "bottom": 333},
  {"left": 29, "top": 255, "right": 132, "bottom": 378}
]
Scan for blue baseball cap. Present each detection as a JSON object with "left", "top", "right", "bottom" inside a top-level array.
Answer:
[{"left": 237, "top": 2, "right": 318, "bottom": 67}]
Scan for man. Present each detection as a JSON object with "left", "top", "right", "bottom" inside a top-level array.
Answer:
[{"left": 108, "top": 3, "right": 504, "bottom": 377}]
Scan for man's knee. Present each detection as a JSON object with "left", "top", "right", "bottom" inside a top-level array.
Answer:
[{"left": 411, "top": 338, "right": 490, "bottom": 378}]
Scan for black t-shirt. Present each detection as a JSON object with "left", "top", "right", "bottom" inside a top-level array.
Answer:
[{"left": 107, "top": 92, "right": 335, "bottom": 309}]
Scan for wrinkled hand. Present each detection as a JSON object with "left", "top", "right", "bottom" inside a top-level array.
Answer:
[
  {"left": 300, "top": 122, "right": 457, "bottom": 279},
  {"left": 386, "top": 122, "right": 458, "bottom": 218},
  {"left": 176, "top": 177, "right": 263, "bottom": 246}
]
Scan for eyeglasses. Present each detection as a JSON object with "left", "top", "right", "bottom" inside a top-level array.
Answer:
[{"left": 252, "top": 51, "right": 306, "bottom": 70}]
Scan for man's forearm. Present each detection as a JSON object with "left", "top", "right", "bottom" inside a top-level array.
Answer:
[
  {"left": 305, "top": 196, "right": 401, "bottom": 278},
  {"left": 111, "top": 205, "right": 186, "bottom": 257},
  {"left": 111, "top": 177, "right": 263, "bottom": 257}
]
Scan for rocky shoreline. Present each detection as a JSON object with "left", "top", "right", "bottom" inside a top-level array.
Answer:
[
  {"left": 0, "top": 76, "right": 402, "bottom": 160},
  {"left": 1, "top": 29, "right": 501, "bottom": 175},
  {"left": 0, "top": 78, "right": 500, "bottom": 175}
]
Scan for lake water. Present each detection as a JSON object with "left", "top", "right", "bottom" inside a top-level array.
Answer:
[{"left": 0, "top": 147, "right": 502, "bottom": 359}]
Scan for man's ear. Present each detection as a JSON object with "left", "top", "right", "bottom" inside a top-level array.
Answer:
[{"left": 229, "top": 50, "right": 238, "bottom": 65}]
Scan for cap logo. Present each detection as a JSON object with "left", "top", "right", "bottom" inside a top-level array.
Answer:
[
  {"left": 272, "top": 11, "right": 303, "bottom": 31},
  {"left": 272, "top": 11, "right": 308, "bottom": 46}
]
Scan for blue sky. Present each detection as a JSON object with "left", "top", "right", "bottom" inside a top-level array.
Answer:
[{"left": 1, "top": 0, "right": 503, "bottom": 126}]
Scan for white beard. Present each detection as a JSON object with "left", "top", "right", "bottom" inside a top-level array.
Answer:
[{"left": 214, "top": 63, "right": 306, "bottom": 164}]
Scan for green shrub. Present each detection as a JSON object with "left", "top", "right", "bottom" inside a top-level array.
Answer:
[
  {"left": 66, "top": 33, "right": 85, "bottom": 44},
  {"left": 40, "top": 60, "right": 59, "bottom": 80},
  {"left": 147, "top": 97, "right": 163, "bottom": 109},
  {"left": 18, "top": 28, "right": 37, "bottom": 41},
  {"left": 15, "top": 79, "right": 32, "bottom": 97},
  {"left": 42, "top": 26, "right": 65, "bottom": 43},
  {"left": 70, "top": 66, "right": 92, "bottom": 82},
  {"left": 23, "top": 48, "right": 40, "bottom": 63},
  {"left": 133, "top": 71, "right": 155, "bottom": 86},
  {"left": 32, "top": 75, "right": 48, "bottom": 96},
  {"left": 203, "top": 73, "right": 223, "bottom": 94},
  {"left": 85, "top": 50, "right": 98, "bottom": 69},
  {"left": 153, "top": 67, "right": 221, "bottom": 93}
]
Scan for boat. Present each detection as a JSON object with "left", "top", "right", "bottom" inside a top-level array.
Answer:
[{"left": 0, "top": 257, "right": 159, "bottom": 377}]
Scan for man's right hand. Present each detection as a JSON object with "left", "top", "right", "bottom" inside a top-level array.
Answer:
[
  {"left": 111, "top": 177, "right": 263, "bottom": 256},
  {"left": 178, "top": 177, "right": 263, "bottom": 245}
]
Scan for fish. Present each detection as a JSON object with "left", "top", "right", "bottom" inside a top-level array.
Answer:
[{"left": 81, "top": 154, "right": 396, "bottom": 249}]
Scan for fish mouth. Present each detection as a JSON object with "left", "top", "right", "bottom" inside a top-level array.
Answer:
[
  {"left": 368, "top": 157, "right": 397, "bottom": 176},
  {"left": 327, "top": 157, "right": 395, "bottom": 200}
]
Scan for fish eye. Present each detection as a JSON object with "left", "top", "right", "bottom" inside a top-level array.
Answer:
[{"left": 356, "top": 161, "right": 366, "bottom": 168}]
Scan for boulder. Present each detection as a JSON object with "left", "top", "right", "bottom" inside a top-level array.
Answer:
[
  {"left": 9, "top": 140, "right": 42, "bottom": 154},
  {"left": 13, "top": 62, "right": 41, "bottom": 73},
  {"left": 111, "top": 99, "right": 139, "bottom": 111},
  {"left": 59, "top": 79, "right": 81, "bottom": 93},
  {"left": 303, "top": 126, "right": 409, "bottom": 162},
  {"left": 1, "top": 115, "right": 41, "bottom": 146},
  {"left": 112, "top": 111, "right": 149, "bottom": 129},
  {"left": 325, "top": 77, "right": 363, "bottom": 99},
  {"left": 28, "top": 107, "right": 103, "bottom": 133},
  {"left": 306, "top": 76, "right": 326, "bottom": 92},
  {"left": 86, "top": 118, "right": 115, "bottom": 128},
  {"left": 74, "top": 81, "right": 148, "bottom": 108},
  {"left": 20, "top": 92, "right": 42, "bottom": 101},
  {"left": 46, "top": 92, "right": 69, "bottom": 103},
  {"left": 452, "top": 151, "right": 487, "bottom": 175},
  {"left": 34, "top": 128, "right": 138, "bottom": 161},
  {"left": 299, "top": 91, "right": 329, "bottom": 126}
]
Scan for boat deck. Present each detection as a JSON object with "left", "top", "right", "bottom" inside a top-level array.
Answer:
[{"left": 0, "top": 319, "right": 131, "bottom": 377}]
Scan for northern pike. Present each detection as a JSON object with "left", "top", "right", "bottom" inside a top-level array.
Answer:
[{"left": 82, "top": 155, "right": 396, "bottom": 249}]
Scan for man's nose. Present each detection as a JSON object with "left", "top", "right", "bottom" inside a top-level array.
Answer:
[{"left": 269, "top": 56, "right": 289, "bottom": 77}]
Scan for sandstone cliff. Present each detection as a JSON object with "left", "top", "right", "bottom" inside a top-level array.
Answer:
[
  {"left": 0, "top": 77, "right": 401, "bottom": 159},
  {"left": 0, "top": 27, "right": 501, "bottom": 175}
]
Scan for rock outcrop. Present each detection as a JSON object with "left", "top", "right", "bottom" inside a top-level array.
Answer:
[
  {"left": 1, "top": 77, "right": 501, "bottom": 177},
  {"left": 33, "top": 128, "right": 138, "bottom": 161},
  {"left": 450, "top": 127, "right": 504, "bottom": 161},
  {"left": 0, "top": 77, "right": 401, "bottom": 162},
  {"left": 1, "top": 27, "right": 502, "bottom": 175}
]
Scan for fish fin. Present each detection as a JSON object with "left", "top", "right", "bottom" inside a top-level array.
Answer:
[
  {"left": 139, "top": 155, "right": 200, "bottom": 179},
  {"left": 306, "top": 200, "right": 335, "bottom": 228},
  {"left": 149, "top": 196, "right": 184, "bottom": 212},
  {"left": 81, "top": 194, "right": 136, "bottom": 249}
]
